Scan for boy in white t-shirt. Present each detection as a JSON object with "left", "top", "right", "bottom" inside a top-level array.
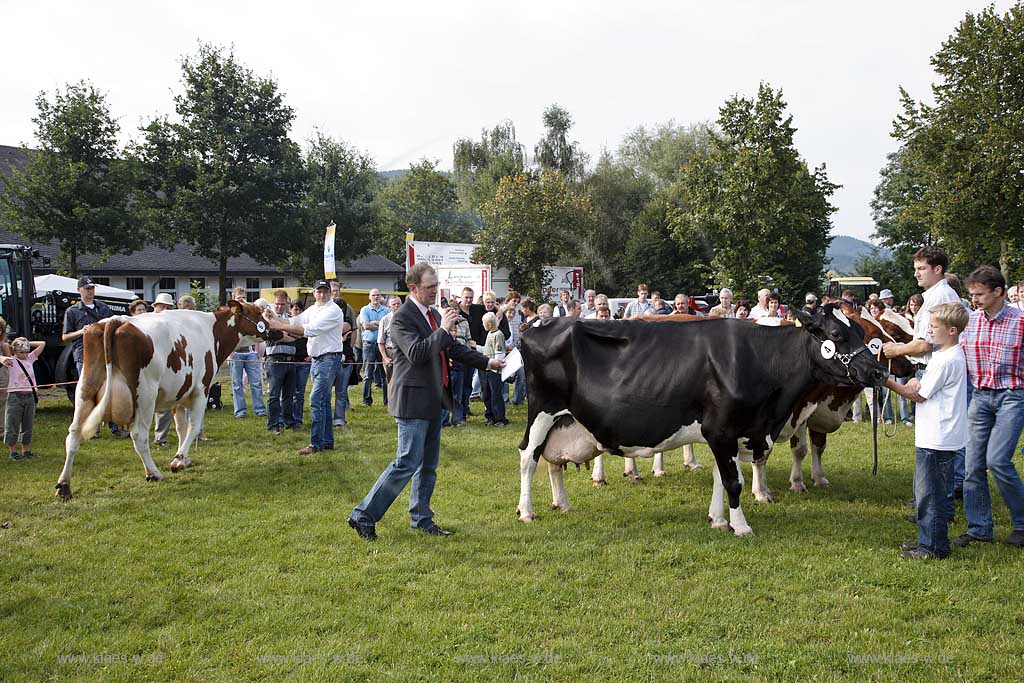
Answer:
[{"left": 887, "top": 302, "right": 970, "bottom": 559}]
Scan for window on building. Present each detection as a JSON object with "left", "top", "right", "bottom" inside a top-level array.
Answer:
[
  {"left": 271, "top": 277, "right": 285, "bottom": 289},
  {"left": 158, "top": 276, "right": 177, "bottom": 300},
  {"left": 190, "top": 277, "right": 206, "bottom": 290},
  {"left": 224, "top": 277, "right": 233, "bottom": 290},
  {"left": 246, "top": 278, "right": 261, "bottom": 302},
  {"left": 126, "top": 277, "right": 144, "bottom": 299}
]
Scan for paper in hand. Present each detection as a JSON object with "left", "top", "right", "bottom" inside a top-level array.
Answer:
[{"left": 501, "top": 348, "right": 523, "bottom": 382}]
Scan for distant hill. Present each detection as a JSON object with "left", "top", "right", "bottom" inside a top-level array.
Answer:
[
  {"left": 378, "top": 169, "right": 409, "bottom": 181},
  {"left": 826, "top": 235, "right": 887, "bottom": 275}
]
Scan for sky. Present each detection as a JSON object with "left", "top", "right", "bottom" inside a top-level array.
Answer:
[{"left": 1, "top": 0, "right": 1015, "bottom": 243}]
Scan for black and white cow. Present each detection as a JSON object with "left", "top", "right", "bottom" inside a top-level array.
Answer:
[{"left": 515, "top": 304, "right": 888, "bottom": 535}]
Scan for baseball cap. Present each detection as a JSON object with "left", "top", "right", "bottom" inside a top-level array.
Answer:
[
  {"left": 313, "top": 279, "right": 331, "bottom": 290},
  {"left": 77, "top": 276, "right": 96, "bottom": 288},
  {"left": 805, "top": 293, "right": 818, "bottom": 303},
  {"left": 879, "top": 289, "right": 894, "bottom": 299}
]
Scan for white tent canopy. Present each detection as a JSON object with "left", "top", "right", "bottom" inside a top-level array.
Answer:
[{"left": 34, "top": 274, "right": 136, "bottom": 300}]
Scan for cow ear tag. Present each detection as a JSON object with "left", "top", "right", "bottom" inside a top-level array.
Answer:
[
  {"left": 256, "top": 321, "right": 267, "bottom": 334},
  {"left": 867, "top": 338, "right": 882, "bottom": 355},
  {"left": 820, "top": 340, "right": 836, "bottom": 360}
]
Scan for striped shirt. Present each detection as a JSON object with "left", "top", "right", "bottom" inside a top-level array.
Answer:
[{"left": 960, "top": 303, "right": 1024, "bottom": 390}]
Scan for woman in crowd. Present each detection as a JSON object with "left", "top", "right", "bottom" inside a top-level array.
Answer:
[
  {"left": 904, "top": 294, "right": 923, "bottom": 325},
  {"left": 735, "top": 300, "right": 752, "bottom": 320},
  {"left": 129, "top": 299, "right": 148, "bottom": 316}
]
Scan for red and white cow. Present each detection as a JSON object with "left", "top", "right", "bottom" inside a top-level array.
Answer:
[{"left": 55, "top": 300, "right": 279, "bottom": 499}]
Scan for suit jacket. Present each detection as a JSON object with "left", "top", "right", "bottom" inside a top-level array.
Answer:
[{"left": 389, "top": 299, "right": 490, "bottom": 420}]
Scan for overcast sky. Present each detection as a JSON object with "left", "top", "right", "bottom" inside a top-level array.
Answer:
[{"left": 2, "top": 0, "right": 1013, "bottom": 242}]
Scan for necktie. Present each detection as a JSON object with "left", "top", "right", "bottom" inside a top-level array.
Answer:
[{"left": 427, "top": 308, "right": 449, "bottom": 387}]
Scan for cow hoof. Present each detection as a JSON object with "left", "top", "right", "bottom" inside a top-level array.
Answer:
[
  {"left": 170, "top": 458, "right": 185, "bottom": 473},
  {"left": 517, "top": 510, "right": 537, "bottom": 523},
  {"left": 624, "top": 473, "right": 642, "bottom": 483},
  {"left": 653, "top": 470, "right": 668, "bottom": 478},
  {"left": 790, "top": 482, "right": 808, "bottom": 493},
  {"left": 733, "top": 525, "right": 754, "bottom": 537},
  {"left": 145, "top": 472, "right": 164, "bottom": 482},
  {"left": 54, "top": 482, "right": 73, "bottom": 500},
  {"left": 686, "top": 463, "right": 702, "bottom": 471},
  {"left": 754, "top": 492, "right": 775, "bottom": 504},
  {"left": 709, "top": 517, "right": 731, "bottom": 531},
  {"left": 550, "top": 502, "right": 573, "bottom": 512},
  {"left": 592, "top": 479, "right": 607, "bottom": 487},
  {"left": 813, "top": 479, "right": 832, "bottom": 489}
]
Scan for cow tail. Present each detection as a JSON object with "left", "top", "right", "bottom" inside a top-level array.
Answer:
[{"left": 80, "top": 318, "right": 122, "bottom": 436}]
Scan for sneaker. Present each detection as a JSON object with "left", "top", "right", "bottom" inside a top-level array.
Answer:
[
  {"left": 23, "top": 450, "right": 36, "bottom": 459},
  {"left": 884, "top": 420, "right": 894, "bottom": 425},
  {"left": 901, "top": 547, "right": 939, "bottom": 559},
  {"left": 333, "top": 420, "right": 347, "bottom": 428},
  {"left": 900, "top": 541, "right": 920, "bottom": 552},
  {"left": 1005, "top": 530, "right": 1024, "bottom": 547},
  {"left": 484, "top": 420, "right": 495, "bottom": 426},
  {"left": 8, "top": 452, "right": 21, "bottom": 462},
  {"left": 270, "top": 428, "right": 283, "bottom": 436},
  {"left": 902, "top": 420, "right": 914, "bottom": 427},
  {"left": 950, "top": 533, "right": 993, "bottom": 547},
  {"left": 494, "top": 421, "right": 509, "bottom": 428}
]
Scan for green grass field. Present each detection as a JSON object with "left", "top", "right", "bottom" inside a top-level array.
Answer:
[{"left": 1, "top": 374, "right": 1022, "bottom": 682}]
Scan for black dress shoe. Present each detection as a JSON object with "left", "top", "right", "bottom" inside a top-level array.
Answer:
[
  {"left": 900, "top": 541, "right": 920, "bottom": 552},
  {"left": 419, "top": 523, "right": 454, "bottom": 537},
  {"left": 347, "top": 517, "right": 377, "bottom": 541}
]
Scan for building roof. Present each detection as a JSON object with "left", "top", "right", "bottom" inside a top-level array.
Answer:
[{"left": 0, "top": 144, "right": 405, "bottom": 277}]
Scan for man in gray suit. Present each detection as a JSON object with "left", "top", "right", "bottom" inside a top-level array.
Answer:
[{"left": 348, "top": 263, "right": 503, "bottom": 541}]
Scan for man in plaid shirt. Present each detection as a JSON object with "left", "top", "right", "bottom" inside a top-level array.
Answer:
[{"left": 955, "top": 266, "right": 1024, "bottom": 548}]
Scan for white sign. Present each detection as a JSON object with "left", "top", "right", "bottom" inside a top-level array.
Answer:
[
  {"left": 501, "top": 348, "right": 523, "bottom": 382},
  {"left": 407, "top": 240, "right": 480, "bottom": 269},
  {"left": 323, "top": 222, "right": 337, "bottom": 279},
  {"left": 541, "top": 266, "right": 584, "bottom": 302},
  {"left": 435, "top": 265, "right": 492, "bottom": 305}
]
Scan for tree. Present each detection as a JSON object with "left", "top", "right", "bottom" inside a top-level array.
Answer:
[
  {"left": 134, "top": 44, "right": 306, "bottom": 302},
  {"left": 617, "top": 121, "right": 714, "bottom": 188},
  {"left": 281, "top": 133, "right": 378, "bottom": 283},
  {"left": 889, "top": 4, "right": 1024, "bottom": 281},
  {"left": 852, "top": 247, "right": 919, "bottom": 307},
  {"left": 623, "top": 185, "right": 714, "bottom": 298},
  {"left": 582, "top": 152, "right": 655, "bottom": 293},
  {"left": 452, "top": 120, "right": 526, "bottom": 211},
  {"left": 533, "top": 104, "right": 589, "bottom": 183},
  {"left": 673, "top": 84, "right": 838, "bottom": 303},
  {"left": 0, "top": 81, "right": 142, "bottom": 275},
  {"left": 374, "top": 159, "right": 477, "bottom": 266},
  {"left": 476, "top": 171, "right": 597, "bottom": 297}
]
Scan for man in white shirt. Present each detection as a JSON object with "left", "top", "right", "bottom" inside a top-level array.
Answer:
[
  {"left": 580, "top": 289, "right": 598, "bottom": 318},
  {"left": 748, "top": 288, "right": 773, "bottom": 320},
  {"left": 883, "top": 246, "right": 966, "bottom": 499},
  {"left": 264, "top": 279, "right": 347, "bottom": 455}
]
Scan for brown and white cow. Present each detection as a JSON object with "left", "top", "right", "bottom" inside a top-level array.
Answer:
[{"left": 55, "top": 300, "right": 279, "bottom": 499}]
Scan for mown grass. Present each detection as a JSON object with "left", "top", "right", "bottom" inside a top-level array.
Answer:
[{"left": 1, "top": 372, "right": 1022, "bottom": 682}]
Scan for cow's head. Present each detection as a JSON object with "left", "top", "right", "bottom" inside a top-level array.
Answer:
[
  {"left": 795, "top": 303, "right": 889, "bottom": 387},
  {"left": 226, "top": 300, "right": 284, "bottom": 344},
  {"left": 847, "top": 305, "right": 916, "bottom": 379}
]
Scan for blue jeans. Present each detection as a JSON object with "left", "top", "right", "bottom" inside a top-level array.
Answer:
[
  {"left": 512, "top": 366, "right": 526, "bottom": 404},
  {"left": 292, "top": 362, "right": 310, "bottom": 425},
  {"left": 230, "top": 352, "right": 266, "bottom": 417},
  {"left": 441, "top": 363, "right": 466, "bottom": 426},
  {"left": 309, "top": 354, "right": 342, "bottom": 450},
  {"left": 333, "top": 361, "right": 353, "bottom": 424},
  {"left": 481, "top": 370, "right": 506, "bottom": 423},
  {"left": 459, "top": 364, "right": 473, "bottom": 418},
  {"left": 362, "top": 342, "right": 385, "bottom": 405},
  {"left": 351, "top": 415, "right": 443, "bottom": 528},
  {"left": 266, "top": 358, "right": 297, "bottom": 430},
  {"left": 915, "top": 447, "right": 956, "bottom": 557},
  {"left": 964, "top": 388, "right": 1024, "bottom": 539}
]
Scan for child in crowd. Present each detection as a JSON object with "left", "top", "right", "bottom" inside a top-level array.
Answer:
[
  {"left": 3, "top": 337, "right": 46, "bottom": 461},
  {"left": 480, "top": 312, "right": 508, "bottom": 427},
  {"left": 887, "top": 302, "right": 969, "bottom": 559}
]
